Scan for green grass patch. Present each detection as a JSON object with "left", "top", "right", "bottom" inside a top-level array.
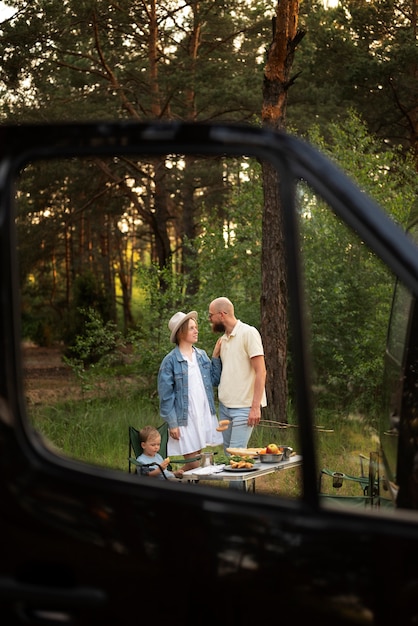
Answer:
[{"left": 28, "top": 382, "right": 380, "bottom": 502}]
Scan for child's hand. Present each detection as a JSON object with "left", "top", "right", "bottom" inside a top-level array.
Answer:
[{"left": 175, "top": 469, "right": 184, "bottom": 478}]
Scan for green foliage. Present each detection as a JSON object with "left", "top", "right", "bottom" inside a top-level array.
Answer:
[
  {"left": 64, "top": 307, "right": 125, "bottom": 370},
  {"left": 307, "top": 111, "right": 417, "bottom": 228},
  {"left": 20, "top": 115, "right": 418, "bottom": 418},
  {"left": 6, "top": 0, "right": 418, "bottom": 420},
  {"left": 128, "top": 161, "right": 264, "bottom": 373},
  {"left": 290, "top": 0, "right": 418, "bottom": 156},
  {"left": 128, "top": 263, "right": 197, "bottom": 384},
  {"left": 299, "top": 112, "right": 418, "bottom": 414},
  {"left": 64, "top": 273, "right": 114, "bottom": 346},
  {"left": 21, "top": 283, "right": 60, "bottom": 347},
  {"left": 0, "top": 0, "right": 271, "bottom": 123},
  {"left": 195, "top": 161, "right": 264, "bottom": 337},
  {"left": 301, "top": 195, "right": 391, "bottom": 411}
]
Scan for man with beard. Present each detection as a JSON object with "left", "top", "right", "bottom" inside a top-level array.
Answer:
[{"left": 209, "top": 297, "right": 267, "bottom": 465}]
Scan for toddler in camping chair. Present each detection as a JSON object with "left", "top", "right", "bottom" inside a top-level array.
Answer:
[{"left": 136, "top": 425, "right": 184, "bottom": 480}]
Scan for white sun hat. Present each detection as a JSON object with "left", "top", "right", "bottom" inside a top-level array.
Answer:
[{"left": 168, "top": 311, "right": 198, "bottom": 343}]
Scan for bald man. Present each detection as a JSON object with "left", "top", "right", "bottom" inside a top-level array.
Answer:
[{"left": 209, "top": 297, "right": 267, "bottom": 462}]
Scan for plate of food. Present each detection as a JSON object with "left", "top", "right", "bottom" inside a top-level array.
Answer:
[
  {"left": 224, "top": 465, "right": 259, "bottom": 472},
  {"left": 226, "top": 456, "right": 259, "bottom": 470}
]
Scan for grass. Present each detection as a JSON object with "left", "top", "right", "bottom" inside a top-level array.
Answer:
[
  {"left": 30, "top": 391, "right": 159, "bottom": 470},
  {"left": 23, "top": 351, "right": 382, "bottom": 504},
  {"left": 28, "top": 380, "right": 381, "bottom": 503}
]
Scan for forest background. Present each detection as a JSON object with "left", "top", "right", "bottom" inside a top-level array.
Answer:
[{"left": 1, "top": 0, "right": 418, "bottom": 428}]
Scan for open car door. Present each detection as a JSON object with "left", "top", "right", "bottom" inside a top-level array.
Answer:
[{"left": 1, "top": 122, "right": 418, "bottom": 625}]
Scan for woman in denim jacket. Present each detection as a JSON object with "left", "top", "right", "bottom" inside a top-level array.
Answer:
[{"left": 158, "top": 311, "right": 223, "bottom": 471}]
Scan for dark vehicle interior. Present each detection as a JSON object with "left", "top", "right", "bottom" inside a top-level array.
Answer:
[
  {"left": 1, "top": 122, "right": 418, "bottom": 625},
  {"left": 381, "top": 219, "right": 418, "bottom": 509}
]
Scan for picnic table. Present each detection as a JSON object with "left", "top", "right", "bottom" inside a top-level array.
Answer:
[{"left": 182, "top": 454, "right": 303, "bottom": 492}]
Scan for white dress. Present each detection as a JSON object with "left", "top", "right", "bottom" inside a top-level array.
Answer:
[{"left": 167, "top": 350, "right": 223, "bottom": 456}]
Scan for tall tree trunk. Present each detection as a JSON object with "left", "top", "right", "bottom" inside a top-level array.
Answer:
[
  {"left": 261, "top": 2, "right": 304, "bottom": 421},
  {"left": 408, "top": 0, "right": 418, "bottom": 164},
  {"left": 182, "top": 3, "right": 201, "bottom": 295},
  {"left": 181, "top": 155, "right": 199, "bottom": 295},
  {"left": 147, "top": 1, "right": 173, "bottom": 290},
  {"left": 114, "top": 227, "right": 134, "bottom": 332}
]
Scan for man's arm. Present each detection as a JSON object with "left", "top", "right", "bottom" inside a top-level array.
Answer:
[{"left": 248, "top": 354, "right": 266, "bottom": 425}]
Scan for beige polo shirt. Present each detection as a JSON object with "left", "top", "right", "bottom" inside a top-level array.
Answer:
[{"left": 218, "top": 320, "right": 267, "bottom": 408}]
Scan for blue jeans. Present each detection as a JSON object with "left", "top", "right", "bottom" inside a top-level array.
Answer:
[
  {"left": 219, "top": 404, "right": 253, "bottom": 490},
  {"left": 219, "top": 404, "right": 253, "bottom": 452}
]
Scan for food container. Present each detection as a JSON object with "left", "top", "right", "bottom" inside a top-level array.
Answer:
[
  {"left": 282, "top": 446, "right": 293, "bottom": 459},
  {"left": 200, "top": 452, "right": 215, "bottom": 467},
  {"left": 332, "top": 471, "right": 344, "bottom": 488},
  {"left": 260, "top": 452, "right": 284, "bottom": 463},
  {"left": 258, "top": 446, "right": 293, "bottom": 462}
]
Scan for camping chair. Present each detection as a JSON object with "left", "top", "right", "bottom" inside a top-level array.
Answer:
[
  {"left": 318, "top": 452, "right": 380, "bottom": 507},
  {"left": 128, "top": 424, "right": 201, "bottom": 475}
]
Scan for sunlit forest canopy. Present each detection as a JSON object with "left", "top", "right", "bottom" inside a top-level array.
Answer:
[{"left": 2, "top": 0, "right": 418, "bottom": 421}]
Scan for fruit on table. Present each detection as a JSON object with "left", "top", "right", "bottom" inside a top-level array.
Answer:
[{"left": 266, "top": 443, "right": 280, "bottom": 454}]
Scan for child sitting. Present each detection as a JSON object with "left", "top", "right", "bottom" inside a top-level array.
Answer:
[{"left": 136, "top": 425, "right": 184, "bottom": 480}]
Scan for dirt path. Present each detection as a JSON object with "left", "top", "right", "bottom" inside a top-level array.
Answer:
[{"left": 22, "top": 346, "right": 79, "bottom": 405}]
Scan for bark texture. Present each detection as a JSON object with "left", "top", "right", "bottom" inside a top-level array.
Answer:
[{"left": 261, "top": 2, "right": 304, "bottom": 421}]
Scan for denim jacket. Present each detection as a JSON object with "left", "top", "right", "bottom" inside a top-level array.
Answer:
[{"left": 158, "top": 346, "right": 222, "bottom": 428}]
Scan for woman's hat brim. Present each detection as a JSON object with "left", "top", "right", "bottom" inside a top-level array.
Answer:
[{"left": 169, "top": 310, "right": 198, "bottom": 343}]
